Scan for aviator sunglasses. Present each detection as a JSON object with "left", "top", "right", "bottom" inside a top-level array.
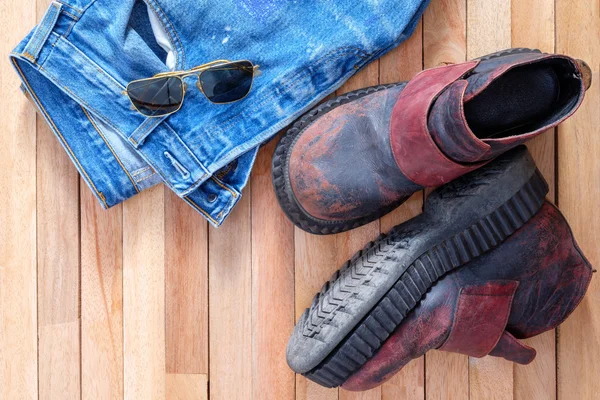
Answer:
[{"left": 126, "top": 60, "right": 260, "bottom": 117}]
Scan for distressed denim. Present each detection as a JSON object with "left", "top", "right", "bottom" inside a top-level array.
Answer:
[{"left": 10, "top": 0, "right": 429, "bottom": 227}]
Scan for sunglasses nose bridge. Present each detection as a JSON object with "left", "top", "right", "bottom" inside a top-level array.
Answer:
[
  {"left": 180, "top": 73, "right": 205, "bottom": 94},
  {"left": 195, "top": 77, "right": 205, "bottom": 94}
]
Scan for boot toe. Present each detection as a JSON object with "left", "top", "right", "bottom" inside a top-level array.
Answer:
[{"left": 274, "top": 84, "right": 420, "bottom": 234}]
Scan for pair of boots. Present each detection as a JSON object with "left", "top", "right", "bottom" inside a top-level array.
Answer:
[{"left": 273, "top": 49, "right": 594, "bottom": 391}]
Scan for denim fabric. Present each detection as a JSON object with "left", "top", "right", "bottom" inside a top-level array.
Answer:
[{"left": 10, "top": 0, "right": 429, "bottom": 226}]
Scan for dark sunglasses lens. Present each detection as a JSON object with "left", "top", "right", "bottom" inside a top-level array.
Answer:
[
  {"left": 127, "top": 77, "right": 184, "bottom": 117},
  {"left": 200, "top": 61, "right": 254, "bottom": 104}
]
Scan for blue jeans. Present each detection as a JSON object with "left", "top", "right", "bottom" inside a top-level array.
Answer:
[{"left": 10, "top": 0, "right": 429, "bottom": 226}]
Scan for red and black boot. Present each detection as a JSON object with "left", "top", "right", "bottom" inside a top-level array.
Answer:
[
  {"left": 286, "top": 146, "right": 593, "bottom": 390},
  {"left": 273, "top": 48, "right": 592, "bottom": 234}
]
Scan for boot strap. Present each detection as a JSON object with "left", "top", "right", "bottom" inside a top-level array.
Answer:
[
  {"left": 439, "top": 280, "right": 528, "bottom": 360},
  {"left": 389, "top": 60, "right": 485, "bottom": 187}
]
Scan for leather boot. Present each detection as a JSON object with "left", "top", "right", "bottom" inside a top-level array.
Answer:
[
  {"left": 286, "top": 146, "right": 593, "bottom": 390},
  {"left": 273, "top": 48, "right": 592, "bottom": 234}
]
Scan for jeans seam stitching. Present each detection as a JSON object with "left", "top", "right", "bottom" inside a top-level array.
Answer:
[
  {"left": 135, "top": 172, "right": 157, "bottom": 184},
  {"left": 210, "top": 176, "right": 238, "bottom": 198},
  {"left": 56, "top": 0, "right": 83, "bottom": 13},
  {"left": 12, "top": 58, "right": 108, "bottom": 208},
  {"left": 35, "top": 62, "right": 184, "bottom": 196},
  {"left": 38, "top": 65, "right": 127, "bottom": 137},
  {"left": 55, "top": 36, "right": 126, "bottom": 90},
  {"left": 25, "top": 3, "right": 61, "bottom": 59},
  {"left": 132, "top": 166, "right": 152, "bottom": 177},
  {"left": 185, "top": 198, "right": 218, "bottom": 225},
  {"left": 145, "top": 0, "right": 185, "bottom": 68}
]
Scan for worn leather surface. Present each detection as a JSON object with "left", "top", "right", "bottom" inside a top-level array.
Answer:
[
  {"left": 489, "top": 331, "right": 537, "bottom": 364},
  {"left": 390, "top": 61, "right": 487, "bottom": 187},
  {"left": 286, "top": 50, "right": 586, "bottom": 223},
  {"left": 428, "top": 80, "right": 491, "bottom": 163},
  {"left": 342, "top": 202, "right": 593, "bottom": 391},
  {"left": 438, "top": 281, "right": 519, "bottom": 358},
  {"left": 288, "top": 85, "right": 422, "bottom": 221}
]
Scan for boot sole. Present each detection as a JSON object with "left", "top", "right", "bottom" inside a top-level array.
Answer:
[
  {"left": 272, "top": 48, "right": 542, "bottom": 235},
  {"left": 287, "top": 147, "right": 549, "bottom": 387}
]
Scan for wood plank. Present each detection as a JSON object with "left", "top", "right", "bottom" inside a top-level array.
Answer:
[
  {"left": 424, "top": 0, "right": 467, "bottom": 66},
  {"left": 297, "top": 375, "right": 338, "bottom": 400},
  {"left": 466, "top": 0, "right": 511, "bottom": 59},
  {"left": 36, "top": 23, "right": 81, "bottom": 393},
  {"left": 379, "top": 19, "right": 426, "bottom": 400},
  {"left": 422, "top": 1, "right": 469, "bottom": 399},
  {"left": 470, "top": 357, "right": 513, "bottom": 399},
  {"left": 466, "top": 1, "right": 513, "bottom": 399},
  {"left": 337, "top": 62, "right": 382, "bottom": 400},
  {"left": 426, "top": 352, "right": 469, "bottom": 400},
  {"left": 36, "top": 111, "right": 81, "bottom": 400},
  {"left": 81, "top": 189, "right": 124, "bottom": 400},
  {"left": 209, "top": 193, "right": 252, "bottom": 400},
  {"left": 251, "top": 140, "right": 296, "bottom": 400},
  {"left": 123, "top": 186, "right": 166, "bottom": 399},
  {"left": 165, "top": 189, "right": 208, "bottom": 374},
  {"left": 511, "top": 1, "right": 557, "bottom": 399},
  {"left": 166, "top": 374, "right": 208, "bottom": 400},
  {"left": 556, "top": 0, "right": 600, "bottom": 398},
  {"left": 35, "top": 116, "right": 80, "bottom": 321},
  {"left": 339, "top": 388, "right": 381, "bottom": 400},
  {"left": 0, "top": 0, "right": 38, "bottom": 398},
  {"left": 38, "top": 321, "right": 80, "bottom": 397}
]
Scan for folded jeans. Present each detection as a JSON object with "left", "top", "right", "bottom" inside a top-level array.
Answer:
[{"left": 10, "top": 0, "right": 429, "bottom": 226}]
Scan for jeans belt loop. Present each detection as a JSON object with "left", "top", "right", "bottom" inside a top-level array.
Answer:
[
  {"left": 128, "top": 116, "right": 167, "bottom": 148},
  {"left": 23, "top": 2, "right": 62, "bottom": 62}
]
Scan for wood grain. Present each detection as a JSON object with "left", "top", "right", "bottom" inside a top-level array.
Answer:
[
  {"left": 556, "top": 0, "right": 600, "bottom": 398},
  {"left": 209, "top": 193, "right": 253, "bottom": 400},
  {"left": 426, "top": 352, "right": 469, "bottom": 400},
  {"left": 466, "top": 1, "right": 514, "bottom": 398},
  {"left": 466, "top": 0, "right": 511, "bottom": 59},
  {"left": 165, "top": 188, "right": 209, "bottom": 374},
  {"left": 379, "top": 19, "right": 426, "bottom": 400},
  {"left": 511, "top": 0, "right": 557, "bottom": 398},
  {"left": 470, "top": 357, "right": 513, "bottom": 400},
  {"left": 252, "top": 141, "right": 296, "bottom": 400},
  {"left": 1, "top": 1, "right": 599, "bottom": 399},
  {"left": 36, "top": 35, "right": 81, "bottom": 396},
  {"left": 123, "top": 186, "right": 166, "bottom": 399},
  {"left": 0, "top": 0, "right": 38, "bottom": 398},
  {"left": 423, "top": 1, "right": 469, "bottom": 399},
  {"left": 81, "top": 189, "right": 124, "bottom": 400},
  {"left": 36, "top": 94, "right": 81, "bottom": 400},
  {"left": 38, "top": 321, "right": 80, "bottom": 397},
  {"left": 166, "top": 374, "right": 208, "bottom": 400},
  {"left": 35, "top": 0, "right": 82, "bottom": 397},
  {"left": 424, "top": 0, "right": 467, "bottom": 66}
]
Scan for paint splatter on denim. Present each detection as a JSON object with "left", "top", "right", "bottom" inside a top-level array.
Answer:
[{"left": 10, "top": 0, "right": 429, "bottom": 226}]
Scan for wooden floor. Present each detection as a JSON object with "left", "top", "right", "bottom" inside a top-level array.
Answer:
[{"left": 1, "top": 0, "right": 598, "bottom": 399}]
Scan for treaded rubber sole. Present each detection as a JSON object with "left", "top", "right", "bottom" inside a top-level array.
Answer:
[
  {"left": 303, "top": 167, "right": 548, "bottom": 388},
  {"left": 272, "top": 47, "right": 542, "bottom": 235}
]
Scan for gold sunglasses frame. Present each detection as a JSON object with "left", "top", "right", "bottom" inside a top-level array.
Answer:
[{"left": 126, "top": 59, "right": 260, "bottom": 118}]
